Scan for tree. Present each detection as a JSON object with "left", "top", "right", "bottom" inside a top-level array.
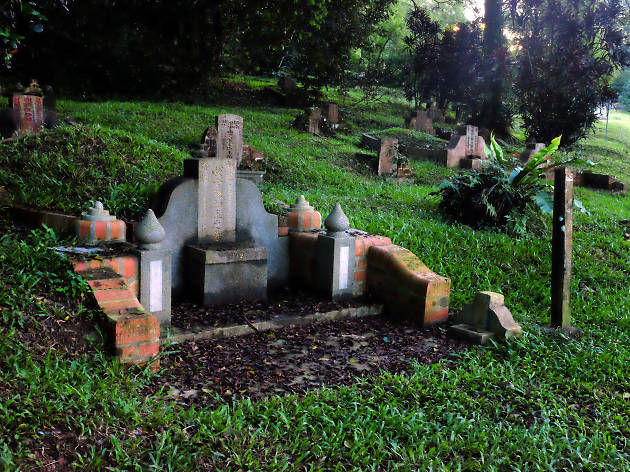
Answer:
[{"left": 508, "top": 0, "right": 629, "bottom": 145}]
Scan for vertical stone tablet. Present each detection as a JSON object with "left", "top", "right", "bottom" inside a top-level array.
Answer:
[
  {"left": 216, "top": 114, "right": 244, "bottom": 165},
  {"left": 13, "top": 94, "right": 44, "bottom": 136},
  {"left": 185, "top": 157, "right": 237, "bottom": 244},
  {"left": 551, "top": 167, "right": 574, "bottom": 328},
  {"left": 466, "top": 125, "right": 478, "bottom": 156}
]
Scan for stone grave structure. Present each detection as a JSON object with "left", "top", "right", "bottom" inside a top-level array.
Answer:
[
  {"left": 327, "top": 103, "right": 339, "bottom": 129},
  {"left": 309, "top": 108, "right": 322, "bottom": 134},
  {"left": 428, "top": 102, "right": 445, "bottom": 122},
  {"left": 53, "top": 114, "right": 452, "bottom": 368},
  {"left": 444, "top": 125, "right": 486, "bottom": 168},
  {"left": 409, "top": 109, "right": 435, "bottom": 136},
  {"left": 449, "top": 292, "right": 522, "bottom": 344}
]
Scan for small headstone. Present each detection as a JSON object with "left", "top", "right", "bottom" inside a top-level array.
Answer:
[
  {"left": 328, "top": 103, "right": 339, "bottom": 125},
  {"left": 415, "top": 110, "right": 435, "bottom": 135},
  {"left": 13, "top": 79, "right": 44, "bottom": 136},
  {"left": 278, "top": 76, "right": 297, "bottom": 92},
  {"left": 428, "top": 102, "right": 445, "bottom": 122},
  {"left": 551, "top": 167, "right": 573, "bottom": 329},
  {"left": 377, "top": 138, "right": 398, "bottom": 176},
  {"left": 465, "top": 125, "right": 479, "bottom": 156},
  {"left": 216, "top": 114, "right": 244, "bottom": 165},
  {"left": 308, "top": 109, "right": 321, "bottom": 134}
]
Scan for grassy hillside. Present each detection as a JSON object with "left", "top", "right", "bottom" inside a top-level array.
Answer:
[{"left": 0, "top": 95, "right": 628, "bottom": 470}]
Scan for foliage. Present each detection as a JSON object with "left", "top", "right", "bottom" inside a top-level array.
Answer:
[
  {"left": 8, "top": 0, "right": 395, "bottom": 97},
  {"left": 508, "top": 0, "right": 630, "bottom": 145},
  {"left": 403, "top": 8, "right": 484, "bottom": 117},
  {"left": 431, "top": 135, "right": 586, "bottom": 231},
  {"left": 0, "top": 0, "right": 67, "bottom": 67}
]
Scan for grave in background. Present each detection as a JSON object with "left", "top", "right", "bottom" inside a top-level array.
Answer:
[{"left": 409, "top": 109, "right": 436, "bottom": 136}]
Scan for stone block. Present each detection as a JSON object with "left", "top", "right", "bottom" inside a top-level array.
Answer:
[
  {"left": 134, "top": 248, "right": 172, "bottom": 326},
  {"left": 450, "top": 291, "right": 522, "bottom": 343},
  {"left": 184, "top": 242, "right": 268, "bottom": 306},
  {"left": 367, "top": 244, "right": 450, "bottom": 325},
  {"left": 289, "top": 231, "right": 320, "bottom": 289},
  {"left": 378, "top": 138, "right": 398, "bottom": 175},
  {"left": 316, "top": 233, "right": 356, "bottom": 301}
]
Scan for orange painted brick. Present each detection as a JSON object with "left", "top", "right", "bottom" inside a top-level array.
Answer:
[
  {"left": 93, "top": 221, "right": 108, "bottom": 240},
  {"left": 104, "top": 258, "right": 121, "bottom": 274},
  {"left": 288, "top": 212, "right": 299, "bottom": 228},
  {"left": 278, "top": 226, "right": 289, "bottom": 237},
  {"left": 76, "top": 220, "right": 92, "bottom": 238},
  {"left": 357, "top": 258, "right": 368, "bottom": 270},
  {"left": 100, "top": 299, "right": 143, "bottom": 313},
  {"left": 313, "top": 213, "right": 321, "bottom": 228},
  {"left": 354, "top": 270, "right": 367, "bottom": 282},
  {"left": 73, "top": 261, "right": 88, "bottom": 272},
  {"left": 117, "top": 340, "right": 159, "bottom": 360},
  {"left": 301, "top": 212, "right": 312, "bottom": 229},
  {"left": 127, "top": 279, "right": 139, "bottom": 296},
  {"left": 355, "top": 240, "right": 365, "bottom": 257},
  {"left": 90, "top": 279, "right": 128, "bottom": 291},
  {"left": 115, "top": 316, "right": 160, "bottom": 345},
  {"left": 94, "top": 288, "right": 135, "bottom": 302},
  {"left": 121, "top": 257, "right": 138, "bottom": 278}
]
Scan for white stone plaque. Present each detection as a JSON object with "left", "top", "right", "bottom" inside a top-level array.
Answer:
[
  {"left": 338, "top": 246, "right": 349, "bottom": 290},
  {"left": 149, "top": 260, "right": 163, "bottom": 312}
]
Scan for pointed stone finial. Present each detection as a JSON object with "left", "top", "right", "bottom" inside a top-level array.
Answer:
[
  {"left": 324, "top": 203, "right": 350, "bottom": 236},
  {"left": 81, "top": 201, "right": 116, "bottom": 222},
  {"left": 289, "top": 195, "right": 314, "bottom": 212},
  {"left": 135, "top": 209, "right": 166, "bottom": 250}
]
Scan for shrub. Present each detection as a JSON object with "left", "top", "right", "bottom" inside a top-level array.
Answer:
[{"left": 432, "top": 135, "right": 585, "bottom": 233}]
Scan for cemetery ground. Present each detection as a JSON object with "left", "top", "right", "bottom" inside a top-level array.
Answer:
[{"left": 0, "top": 87, "right": 629, "bottom": 470}]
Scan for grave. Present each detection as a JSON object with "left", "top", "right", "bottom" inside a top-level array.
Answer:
[
  {"left": 327, "top": 103, "right": 339, "bottom": 129},
  {"left": 31, "top": 113, "right": 453, "bottom": 368},
  {"left": 409, "top": 109, "right": 435, "bottom": 136},
  {"left": 445, "top": 125, "right": 486, "bottom": 168},
  {"left": 428, "top": 102, "right": 445, "bottom": 122}
]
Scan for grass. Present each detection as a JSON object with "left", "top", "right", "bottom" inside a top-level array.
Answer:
[{"left": 0, "top": 90, "right": 629, "bottom": 470}]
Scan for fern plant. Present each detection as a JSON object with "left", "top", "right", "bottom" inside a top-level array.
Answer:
[{"left": 432, "top": 134, "right": 586, "bottom": 232}]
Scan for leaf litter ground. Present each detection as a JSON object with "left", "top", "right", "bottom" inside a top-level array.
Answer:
[{"left": 147, "top": 316, "right": 468, "bottom": 406}]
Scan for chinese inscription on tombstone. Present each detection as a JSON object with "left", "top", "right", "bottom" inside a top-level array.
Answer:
[
  {"left": 13, "top": 94, "right": 44, "bottom": 136},
  {"left": 465, "top": 125, "right": 479, "bottom": 156},
  {"left": 216, "top": 114, "right": 244, "bottom": 165}
]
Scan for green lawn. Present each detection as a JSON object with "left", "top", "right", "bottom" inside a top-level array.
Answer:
[{"left": 0, "top": 95, "right": 629, "bottom": 470}]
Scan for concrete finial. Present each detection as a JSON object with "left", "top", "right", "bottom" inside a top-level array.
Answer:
[
  {"left": 81, "top": 201, "right": 116, "bottom": 222},
  {"left": 135, "top": 209, "right": 166, "bottom": 250},
  {"left": 289, "top": 195, "right": 314, "bottom": 212},
  {"left": 324, "top": 203, "right": 350, "bottom": 235}
]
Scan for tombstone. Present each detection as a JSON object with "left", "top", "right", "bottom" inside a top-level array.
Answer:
[
  {"left": 216, "top": 114, "right": 244, "bottom": 166},
  {"left": 308, "top": 109, "right": 321, "bottom": 134},
  {"left": 13, "top": 90, "right": 44, "bottom": 136},
  {"left": 444, "top": 125, "right": 486, "bottom": 167},
  {"left": 328, "top": 103, "right": 339, "bottom": 128},
  {"left": 152, "top": 151, "right": 289, "bottom": 309},
  {"left": 550, "top": 167, "right": 573, "bottom": 329},
  {"left": 377, "top": 138, "right": 398, "bottom": 176},
  {"left": 278, "top": 75, "right": 297, "bottom": 92},
  {"left": 465, "top": 125, "right": 479, "bottom": 156},
  {"left": 414, "top": 110, "right": 435, "bottom": 136},
  {"left": 428, "top": 102, "right": 445, "bottom": 122}
]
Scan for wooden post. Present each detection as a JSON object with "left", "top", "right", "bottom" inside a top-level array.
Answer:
[{"left": 551, "top": 167, "right": 573, "bottom": 328}]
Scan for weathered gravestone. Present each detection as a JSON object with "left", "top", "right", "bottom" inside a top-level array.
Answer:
[
  {"left": 152, "top": 154, "right": 289, "bottom": 308},
  {"left": 308, "top": 108, "right": 322, "bottom": 134},
  {"left": 13, "top": 79, "right": 44, "bottom": 136},
  {"left": 445, "top": 125, "right": 486, "bottom": 168},
  {"left": 377, "top": 138, "right": 398, "bottom": 176},
  {"left": 216, "top": 113, "right": 244, "bottom": 166},
  {"left": 413, "top": 110, "right": 435, "bottom": 136},
  {"left": 428, "top": 102, "right": 445, "bottom": 122},
  {"left": 327, "top": 103, "right": 339, "bottom": 128}
]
